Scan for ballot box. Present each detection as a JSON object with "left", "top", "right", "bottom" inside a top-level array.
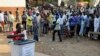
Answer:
[{"left": 10, "top": 40, "right": 35, "bottom": 56}]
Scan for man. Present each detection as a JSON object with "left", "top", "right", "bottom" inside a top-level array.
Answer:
[
  {"left": 26, "top": 13, "right": 33, "bottom": 35},
  {"left": 36, "top": 13, "right": 41, "bottom": 36},
  {"left": 52, "top": 16, "right": 62, "bottom": 42},
  {"left": 69, "top": 14, "right": 77, "bottom": 37},
  {"left": 15, "top": 8, "right": 20, "bottom": 22},
  {"left": 22, "top": 11, "right": 27, "bottom": 30},
  {"left": 32, "top": 16, "right": 39, "bottom": 41},
  {"left": 93, "top": 15, "right": 100, "bottom": 40},
  {"left": 8, "top": 23, "right": 25, "bottom": 41},
  {"left": 79, "top": 13, "right": 86, "bottom": 36},
  {"left": 8, "top": 11, "right": 15, "bottom": 31},
  {"left": 59, "top": 14, "right": 64, "bottom": 35}
]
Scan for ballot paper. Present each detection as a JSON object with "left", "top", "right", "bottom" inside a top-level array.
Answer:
[{"left": 22, "top": 30, "right": 27, "bottom": 40}]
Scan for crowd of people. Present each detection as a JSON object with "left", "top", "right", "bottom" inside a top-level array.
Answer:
[{"left": 0, "top": 4, "right": 100, "bottom": 42}]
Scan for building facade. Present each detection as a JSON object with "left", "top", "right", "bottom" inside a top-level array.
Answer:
[{"left": 0, "top": 0, "right": 26, "bottom": 15}]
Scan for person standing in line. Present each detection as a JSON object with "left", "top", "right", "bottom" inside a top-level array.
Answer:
[
  {"left": 4, "top": 11, "right": 9, "bottom": 32},
  {"left": 42, "top": 12, "right": 48, "bottom": 34},
  {"left": 82, "top": 12, "right": 88, "bottom": 36},
  {"left": 32, "top": 16, "right": 39, "bottom": 41},
  {"left": 59, "top": 14, "right": 64, "bottom": 35},
  {"left": 62, "top": 12, "right": 67, "bottom": 20},
  {"left": 22, "top": 11, "right": 27, "bottom": 30},
  {"left": 52, "top": 16, "right": 62, "bottom": 42},
  {"left": 85, "top": 14, "right": 90, "bottom": 36},
  {"left": 0, "top": 10, "right": 4, "bottom": 31},
  {"left": 15, "top": 8, "right": 20, "bottom": 22},
  {"left": 36, "top": 13, "right": 41, "bottom": 37},
  {"left": 28, "top": 8, "right": 33, "bottom": 16},
  {"left": 26, "top": 13, "right": 33, "bottom": 35},
  {"left": 8, "top": 11, "right": 15, "bottom": 32},
  {"left": 69, "top": 13, "right": 77, "bottom": 37},
  {"left": 40, "top": 11, "right": 44, "bottom": 34},
  {"left": 93, "top": 15, "right": 100, "bottom": 40},
  {"left": 88, "top": 7, "right": 94, "bottom": 19},
  {"left": 76, "top": 13, "right": 81, "bottom": 36},
  {"left": 79, "top": 13, "right": 86, "bottom": 36},
  {"left": 66, "top": 9, "right": 72, "bottom": 20},
  {"left": 47, "top": 11, "right": 55, "bottom": 32}
]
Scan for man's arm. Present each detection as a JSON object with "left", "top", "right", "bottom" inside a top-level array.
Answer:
[{"left": 7, "top": 34, "right": 24, "bottom": 38}]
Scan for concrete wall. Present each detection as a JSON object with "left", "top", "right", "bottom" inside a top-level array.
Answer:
[
  {"left": 0, "top": 0, "right": 26, "bottom": 7},
  {"left": 0, "top": 0, "right": 26, "bottom": 16},
  {"left": 0, "top": 7, "right": 24, "bottom": 16}
]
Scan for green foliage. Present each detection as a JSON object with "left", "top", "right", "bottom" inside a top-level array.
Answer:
[
  {"left": 45, "top": 0, "right": 52, "bottom": 3},
  {"left": 76, "top": 0, "right": 90, "bottom": 2},
  {"left": 84, "top": 0, "right": 90, "bottom": 2},
  {"left": 45, "top": 0, "right": 58, "bottom": 3},
  {"left": 61, "top": 1, "right": 65, "bottom": 7}
]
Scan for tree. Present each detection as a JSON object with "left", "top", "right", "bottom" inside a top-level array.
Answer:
[
  {"left": 45, "top": 0, "right": 52, "bottom": 3},
  {"left": 84, "top": 0, "right": 90, "bottom": 2},
  {"left": 61, "top": 1, "right": 65, "bottom": 7}
]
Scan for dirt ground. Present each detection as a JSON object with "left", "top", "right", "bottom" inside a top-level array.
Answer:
[
  {"left": 0, "top": 22, "right": 100, "bottom": 56},
  {"left": 0, "top": 32, "right": 100, "bottom": 56},
  {"left": 35, "top": 33, "right": 100, "bottom": 56}
]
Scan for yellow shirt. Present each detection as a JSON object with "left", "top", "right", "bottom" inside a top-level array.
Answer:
[
  {"left": 26, "top": 16, "right": 32, "bottom": 26},
  {"left": 47, "top": 14, "right": 53, "bottom": 23}
]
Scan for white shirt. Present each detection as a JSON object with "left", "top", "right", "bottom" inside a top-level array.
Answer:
[
  {"left": 59, "top": 17, "right": 64, "bottom": 25},
  {"left": 52, "top": 15, "right": 56, "bottom": 22},
  {"left": 22, "top": 30, "right": 27, "bottom": 40},
  {"left": 94, "top": 17, "right": 100, "bottom": 28},
  {"left": 0, "top": 12, "right": 4, "bottom": 21},
  {"left": 37, "top": 15, "right": 41, "bottom": 23},
  {"left": 66, "top": 11, "right": 72, "bottom": 19},
  {"left": 83, "top": 15, "right": 87, "bottom": 19},
  {"left": 62, "top": 14, "right": 67, "bottom": 20},
  {"left": 89, "top": 8, "right": 94, "bottom": 14},
  {"left": 54, "top": 18, "right": 61, "bottom": 30}
]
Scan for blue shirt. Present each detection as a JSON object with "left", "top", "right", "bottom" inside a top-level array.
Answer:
[
  {"left": 69, "top": 16, "right": 78, "bottom": 26},
  {"left": 86, "top": 17, "right": 90, "bottom": 27},
  {"left": 77, "top": 16, "right": 82, "bottom": 25}
]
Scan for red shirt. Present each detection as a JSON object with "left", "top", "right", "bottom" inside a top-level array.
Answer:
[{"left": 10, "top": 31, "right": 22, "bottom": 41}]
